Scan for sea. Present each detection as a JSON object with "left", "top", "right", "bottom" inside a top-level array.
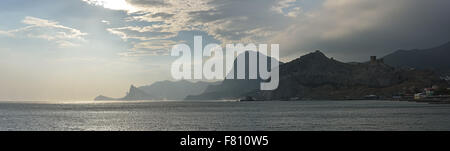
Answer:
[{"left": 1, "top": 100, "right": 450, "bottom": 131}]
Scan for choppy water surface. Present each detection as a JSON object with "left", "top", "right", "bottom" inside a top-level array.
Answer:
[{"left": 1, "top": 100, "right": 449, "bottom": 131}]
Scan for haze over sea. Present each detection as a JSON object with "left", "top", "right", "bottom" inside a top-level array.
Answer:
[{"left": 1, "top": 100, "right": 450, "bottom": 131}]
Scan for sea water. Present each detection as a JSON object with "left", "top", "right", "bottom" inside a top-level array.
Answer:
[{"left": 0, "top": 100, "right": 449, "bottom": 131}]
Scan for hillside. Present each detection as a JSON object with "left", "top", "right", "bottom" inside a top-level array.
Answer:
[
  {"left": 383, "top": 41, "right": 450, "bottom": 73},
  {"left": 256, "top": 51, "right": 441, "bottom": 100}
]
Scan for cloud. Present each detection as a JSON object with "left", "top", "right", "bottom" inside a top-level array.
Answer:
[
  {"left": 0, "top": 30, "right": 13, "bottom": 37},
  {"left": 106, "top": 25, "right": 177, "bottom": 56},
  {"left": 118, "top": 39, "right": 177, "bottom": 56},
  {"left": 83, "top": 0, "right": 295, "bottom": 56},
  {"left": 101, "top": 20, "right": 111, "bottom": 25},
  {"left": 271, "top": 0, "right": 450, "bottom": 61},
  {"left": 126, "top": 0, "right": 171, "bottom": 7},
  {"left": 83, "top": 0, "right": 450, "bottom": 60},
  {"left": 107, "top": 26, "right": 176, "bottom": 41},
  {"left": 93, "top": 0, "right": 215, "bottom": 56},
  {"left": 184, "top": 0, "right": 296, "bottom": 44},
  {"left": 82, "top": 0, "right": 138, "bottom": 11},
  {"left": 272, "top": 0, "right": 303, "bottom": 17},
  {"left": 0, "top": 16, "right": 88, "bottom": 48}
]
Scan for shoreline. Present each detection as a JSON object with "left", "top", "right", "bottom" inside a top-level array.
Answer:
[
  {"left": 393, "top": 99, "right": 450, "bottom": 104},
  {"left": 3, "top": 99, "right": 450, "bottom": 105}
]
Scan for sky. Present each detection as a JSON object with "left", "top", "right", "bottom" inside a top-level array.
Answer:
[{"left": 0, "top": 0, "right": 449, "bottom": 100}]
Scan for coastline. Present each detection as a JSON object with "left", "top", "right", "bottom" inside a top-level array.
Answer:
[{"left": 393, "top": 99, "right": 450, "bottom": 104}]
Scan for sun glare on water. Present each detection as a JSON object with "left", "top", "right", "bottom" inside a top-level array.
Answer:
[{"left": 83, "top": 0, "right": 137, "bottom": 11}]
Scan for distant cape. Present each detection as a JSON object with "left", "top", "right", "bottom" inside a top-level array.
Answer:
[{"left": 95, "top": 80, "right": 219, "bottom": 101}]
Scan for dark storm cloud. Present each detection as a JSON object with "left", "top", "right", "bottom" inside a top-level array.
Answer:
[{"left": 272, "top": 0, "right": 450, "bottom": 61}]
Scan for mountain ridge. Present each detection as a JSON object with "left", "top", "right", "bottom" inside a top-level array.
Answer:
[
  {"left": 96, "top": 46, "right": 448, "bottom": 101},
  {"left": 94, "top": 80, "right": 219, "bottom": 101},
  {"left": 383, "top": 41, "right": 450, "bottom": 73},
  {"left": 190, "top": 50, "right": 443, "bottom": 100}
]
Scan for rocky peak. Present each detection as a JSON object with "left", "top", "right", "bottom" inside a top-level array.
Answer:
[
  {"left": 123, "top": 84, "right": 153, "bottom": 100},
  {"left": 299, "top": 50, "right": 328, "bottom": 61},
  {"left": 130, "top": 85, "right": 137, "bottom": 90},
  {"left": 281, "top": 50, "right": 348, "bottom": 75}
]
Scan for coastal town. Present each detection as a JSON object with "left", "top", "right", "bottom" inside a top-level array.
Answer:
[{"left": 393, "top": 84, "right": 450, "bottom": 104}]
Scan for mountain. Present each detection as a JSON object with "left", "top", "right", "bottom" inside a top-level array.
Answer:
[
  {"left": 190, "top": 50, "right": 443, "bottom": 100},
  {"left": 256, "top": 51, "right": 441, "bottom": 100},
  {"left": 122, "top": 85, "right": 154, "bottom": 100},
  {"left": 383, "top": 41, "right": 450, "bottom": 73},
  {"left": 96, "top": 48, "right": 446, "bottom": 101},
  {"left": 94, "top": 95, "right": 116, "bottom": 101},
  {"left": 185, "top": 51, "right": 280, "bottom": 100},
  {"left": 95, "top": 80, "right": 218, "bottom": 101},
  {"left": 138, "top": 80, "right": 218, "bottom": 100}
]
